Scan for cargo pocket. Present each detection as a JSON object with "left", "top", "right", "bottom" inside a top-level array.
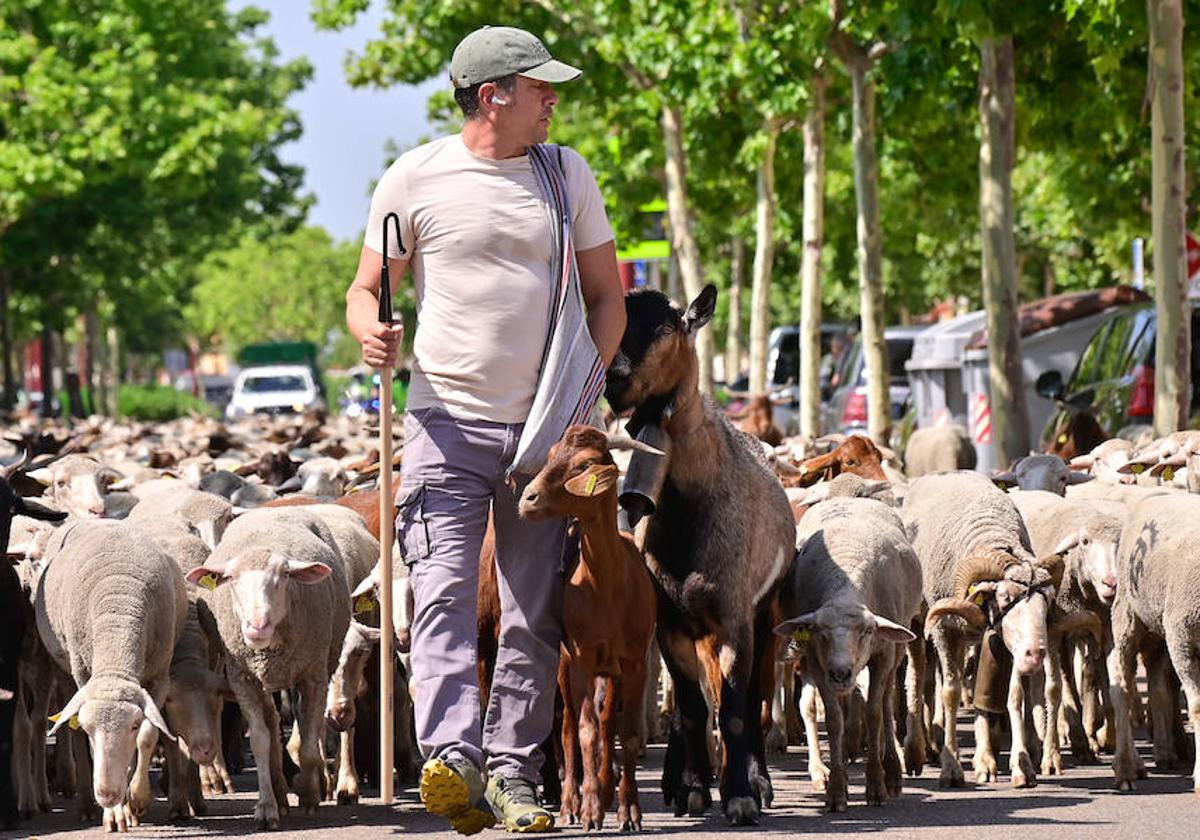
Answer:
[{"left": 395, "top": 482, "right": 434, "bottom": 567}]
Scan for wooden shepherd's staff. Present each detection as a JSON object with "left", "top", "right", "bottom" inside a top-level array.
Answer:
[{"left": 377, "top": 212, "right": 404, "bottom": 804}]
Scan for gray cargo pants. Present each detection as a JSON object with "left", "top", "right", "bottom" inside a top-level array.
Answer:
[{"left": 397, "top": 406, "right": 566, "bottom": 783}]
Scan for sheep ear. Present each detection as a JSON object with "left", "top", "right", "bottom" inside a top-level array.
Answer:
[
  {"left": 186, "top": 566, "right": 227, "bottom": 590},
  {"left": 564, "top": 464, "right": 619, "bottom": 498},
  {"left": 285, "top": 559, "right": 332, "bottom": 584},
  {"left": 277, "top": 475, "right": 303, "bottom": 493},
  {"left": 773, "top": 612, "right": 818, "bottom": 639},
  {"left": 26, "top": 468, "right": 53, "bottom": 486},
  {"left": 872, "top": 614, "right": 916, "bottom": 643},
  {"left": 350, "top": 573, "right": 377, "bottom": 600},
  {"left": 48, "top": 685, "right": 88, "bottom": 735},
  {"left": 140, "top": 689, "right": 175, "bottom": 742},
  {"left": 683, "top": 284, "right": 716, "bottom": 335},
  {"left": 1053, "top": 531, "right": 1082, "bottom": 555}
]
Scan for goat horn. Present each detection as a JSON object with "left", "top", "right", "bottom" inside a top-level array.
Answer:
[
  {"left": 1050, "top": 610, "right": 1102, "bottom": 646},
  {"left": 951, "top": 549, "right": 1018, "bottom": 599},
  {"left": 604, "top": 433, "right": 666, "bottom": 457},
  {"left": 1, "top": 443, "right": 31, "bottom": 481},
  {"left": 1036, "top": 551, "right": 1066, "bottom": 593},
  {"left": 774, "top": 459, "right": 806, "bottom": 477},
  {"left": 925, "top": 598, "right": 987, "bottom": 637}
]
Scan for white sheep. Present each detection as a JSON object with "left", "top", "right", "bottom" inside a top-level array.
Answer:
[
  {"left": 1010, "top": 490, "right": 1117, "bottom": 768},
  {"left": 775, "top": 496, "right": 920, "bottom": 811},
  {"left": 28, "top": 455, "right": 123, "bottom": 519},
  {"left": 34, "top": 519, "right": 187, "bottom": 832},
  {"left": 185, "top": 507, "right": 351, "bottom": 829},
  {"left": 128, "top": 483, "right": 234, "bottom": 551},
  {"left": 1109, "top": 493, "right": 1200, "bottom": 795},
  {"left": 992, "top": 454, "right": 1093, "bottom": 495}
]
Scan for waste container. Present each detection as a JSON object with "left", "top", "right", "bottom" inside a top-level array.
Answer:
[{"left": 908, "top": 286, "right": 1150, "bottom": 472}]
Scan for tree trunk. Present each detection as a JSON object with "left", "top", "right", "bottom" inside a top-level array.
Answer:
[
  {"left": 106, "top": 325, "right": 120, "bottom": 417},
  {"left": 847, "top": 62, "right": 890, "bottom": 444},
  {"left": 800, "top": 71, "right": 828, "bottom": 439},
  {"left": 1148, "top": 0, "right": 1189, "bottom": 435},
  {"left": 39, "top": 325, "right": 55, "bottom": 419},
  {"left": 749, "top": 120, "right": 781, "bottom": 394},
  {"left": 726, "top": 235, "right": 745, "bottom": 385},
  {"left": 979, "top": 35, "right": 1031, "bottom": 462},
  {"left": 0, "top": 270, "right": 13, "bottom": 410},
  {"left": 661, "top": 103, "right": 715, "bottom": 395},
  {"left": 84, "top": 309, "right": 99, "bottom": 415}
]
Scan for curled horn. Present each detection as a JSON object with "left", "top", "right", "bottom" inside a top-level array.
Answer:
[
  {"left": 1036, "top": 551, "right": 1066, "bottom": 593},
  {"left": 951, "top": 549, "right": 1018, "bottom": 599},
  {"left": 604, "top": 433, "right": 665, "bottom": 457},
  {"left": 1050, "top": 609, "right": 1102, "bottom": 646},
  {"left": 1, "top": 443, "right": 31, "bottom": 481},
  {"left": 924, "top": 598, "right": 987, "bottom": 637},
  {"left": 774, "top": 459, "right": 807, "bottom": 477}
]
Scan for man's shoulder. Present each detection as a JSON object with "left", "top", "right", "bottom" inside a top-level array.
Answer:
[{"left": 388, "top": 134, "right": 462, "bottom": 174}]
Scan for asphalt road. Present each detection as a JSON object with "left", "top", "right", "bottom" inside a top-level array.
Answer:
[{"left": 7, "top": 731, "right": 1193, "bottom": 840}]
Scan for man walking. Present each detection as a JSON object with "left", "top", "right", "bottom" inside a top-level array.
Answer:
[{"left": 345, "top": 25, "right": 625, "bottom": 834}]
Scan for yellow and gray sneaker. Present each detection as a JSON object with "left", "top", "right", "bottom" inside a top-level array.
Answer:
[
  {"left": 418, "top": 756, "right": 496, "bottom": 835},
  {"left": 485, "top": 774, "right": 555, "bottom": 833}
]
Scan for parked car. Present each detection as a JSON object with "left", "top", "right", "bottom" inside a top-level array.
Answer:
[
  {"left": 1035, "top": 301, "right": 1200, "bottom": 444},
  {"left": 725, "top": 323, "right": 855, "bottom": 434},
  {"left": 822, "top": 325, "right": 926, "bottom": 436},
  {"left": 225, "top": 364, "right": 324, "bottom": 420}
]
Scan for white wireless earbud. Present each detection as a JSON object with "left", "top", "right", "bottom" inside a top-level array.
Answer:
[{"left": 490, "top": 93, "right": 508, "bottom": 106}]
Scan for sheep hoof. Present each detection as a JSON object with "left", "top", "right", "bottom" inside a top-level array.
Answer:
[
  {"left": 865, "top": 779, "right": 886, "bottom": 806},
  {"left": 301, "top": 803, "right": 319, "bottom": 817},
  {"left": 724, "top": 796, "right": 759, "bottom": 825},
  {"left": 973, "top": 753, "right": 998, "bottom": 785},
  {"left": 336, "top": 789, "right": 359, "bottom": 806},
  {"left": 765, "top": 726, "right": 788, "bottom": 755},
  {"left": 938, "top": 764, "right": 965, "bottom": 788},
  {"left": 254, "top": 802, "right": 281, "bottom": 830},
  {"left": 810, "top": 762, "right": 830, "bottom": 792},
  {"left": 1041, "top": 750, "right": 1063, "bottom": 776},
  {"left": 1115, "top": 778, "right": 1136, "bottom": 792}
]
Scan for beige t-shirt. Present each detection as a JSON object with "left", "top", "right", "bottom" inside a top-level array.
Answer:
[{"left": 364, "top": 134, "right": 614, "bottom": 424}]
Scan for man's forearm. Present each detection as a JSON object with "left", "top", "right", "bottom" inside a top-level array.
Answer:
[
  {"left": 346, "top": 287, "right": 384, "bottom": 342},
  {"left": 587, "top": 295, "right": 626, "bottom": 368}
]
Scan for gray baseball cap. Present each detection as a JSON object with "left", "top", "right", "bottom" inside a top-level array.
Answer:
[{"left": 450, "top": 26, "right": 582, "bottom": 89}]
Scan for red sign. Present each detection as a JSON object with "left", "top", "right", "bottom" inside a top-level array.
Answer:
[{"left": 1188, "top": 230, "right": 1200, "bottom": 283}]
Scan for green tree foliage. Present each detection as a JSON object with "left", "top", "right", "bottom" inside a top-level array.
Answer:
[
  {"left": 185, "top": 226, "right": 367, "bottom": 360},
  {"left": 0, "top": 1, "right": 311, "bottom": 353}
]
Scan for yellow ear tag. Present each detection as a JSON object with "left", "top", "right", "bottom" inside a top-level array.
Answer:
[
  {"left": 968, "top": 584, "right": 986, "bottom": 607},
  {"left": 197, "top": 573, "right": 219, "bottom": 591},
  {"left": 792, "top": 628, "right": 811, "bottom": 645},
  {"left": 1163, "top": 466, "right": 1176, "bottom": 482},
  {"left": 48, "top": 713, "right": 81, "bottom": 730},
  {"left": 353, "top": 595, "right": 376, "bottom": 615},
  {"left": 1057, "top": 433, "right": 1068, "bottom": 445},
  {"left": 1131, "top": 464, "right": 1144, "bottom": 474},
  {"left": 585, "top": 473, "right": 598, "bottom": 496}
]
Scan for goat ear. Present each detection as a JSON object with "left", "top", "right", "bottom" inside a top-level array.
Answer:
[
  {"left": 872, "top": 614, "right": 916, "bottom": 643},
  {"left": 285, "top": 558, "right": 332, "bottom": 584},
  {"left": 15, "top": 497, "right": 67, "bottom": 522},
  {"left": 26, "top": 468, "right": 52, "bottom": 486},
  {"left": 990, "top": 471, "right": 1017, "bottom": 490},
  {"left": 564, "top": 464, "right": 619, "bottom": 498},
  {"left": 140, "top": 688, "right": 176, "bottom": 742},
  {"left": 683, "top": 284, "right": 717, "bottom": 335}
]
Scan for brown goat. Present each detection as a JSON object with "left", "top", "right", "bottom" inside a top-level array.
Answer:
[
  {"left": 518, "top": 425, "right": 658, "bottom": 831},
  {"left": 728, "top": 395, "right": 783, "bottom": 447},
  {"left": 780, "top": 435, "right": 888, "bottom": 489},
  {"left": 1045, "top": 406, "right": 1109, "bottom": 461}
]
